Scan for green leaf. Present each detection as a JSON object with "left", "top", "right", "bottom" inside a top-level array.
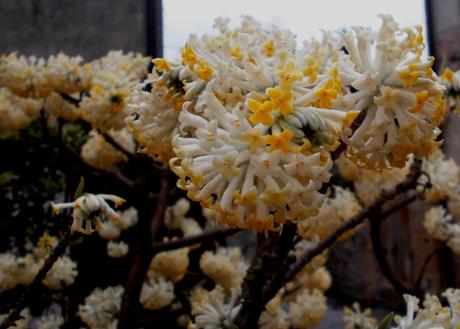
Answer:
[
  {"left": 0, "top": 171, "right": 15, "bottom": 186},
  {"left": 74, "top": 177, "right": 85, "bottom": 199},
  {"left": 377, "top": 312, "right": 394, "bottom": 329}
]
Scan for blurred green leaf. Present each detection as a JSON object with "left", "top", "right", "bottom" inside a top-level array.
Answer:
[
  {"left": 377, "top": 312, "right": 394, "bottom": 329},
  {"left": 0, "top": 171, "right": 16, "bottom": 186},
  {"left": 74, "top": 176, "right": 85, "bottom": 199}
]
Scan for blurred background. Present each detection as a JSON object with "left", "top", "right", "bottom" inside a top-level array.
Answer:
[{"left": 2, "top": 0, "right": 460, "bottom": 326}]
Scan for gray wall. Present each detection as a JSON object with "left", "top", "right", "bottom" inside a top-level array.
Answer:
[{"left": 0, "top": 0, "right": 147, "bottom": 60}]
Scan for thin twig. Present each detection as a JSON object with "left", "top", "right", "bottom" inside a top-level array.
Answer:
[
  {"left": 381, "top": 194, "right": 417, "bottom": 219},
  {"left": 151, "top": 228, "right": 241, "bottom": 253},
  {"left": 415, "top": 245, "right": 443, "bottom": 292},
  {"left": 99, "top": 130, "right": 136, "bottom": 161},
  {"left": 284, "top": 158, "right": 422, "bottom": 284},
  {"left": 59, "top": 93, "right": 81, "bottom": 107},
  {"left": 0, "top": 228, "right": 73, "bottom": 329},
  {"left": 62, "top": 141, "right": 135, "bottom": 189}
]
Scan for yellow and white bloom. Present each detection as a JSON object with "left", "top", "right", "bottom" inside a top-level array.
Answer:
[
  {"left": 440, "top": 67, "right": 460, "bottom": 112},
  {"left": 81, "top": 51, "right": 150, "bottom": 132},
  {"left": 0, "top": 87, "right": 42, "bottom": 133},
  {"left": 47, "top": 53, "right": 92, "bottom": 94},
  {"left": 0, "top": 53, "right": 51, "bottom": 98},
  {"left": 166, "top": 17, "right": 355, "bottom": 231},
  {"left": 335, "top": 15, "right": 445, "bottom": 169}
]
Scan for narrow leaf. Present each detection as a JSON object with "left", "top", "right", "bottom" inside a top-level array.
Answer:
[{"left": 73, "top": 177, "right": 85, "bottom": 199}]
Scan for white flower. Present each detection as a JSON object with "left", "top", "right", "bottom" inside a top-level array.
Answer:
[
  {"left": 51, "top": 193, "right": 125, "bottom": 235},
  {"left": 81, "top": 129, "right": 135, "bottom": 169},
  {"left": 78, "top": 285, "right": 123, "bottom": 329},
  {"left": 0, "top": 87, "right": 42, "bottom": 133},
  {"left": 191, "top": 286, "right": 241, "bottom": 329},
  {"left": 299, "top": 186, "right": 362, "bottom": 240},
  {"left": 199, "top": 247, "right": 249, "bottom": 293},
  {"left": 418, "top": 149, "right": 460, "bottom": 202},
  {"left": 35, "top": 313, "right": 65, "bottom": 329},
  {"left": 115, "top": 207, "right": 138, "bottom": 230},
  {"left": 423, "top": 206, "right": 451, "bottom": 241},
  {"left": 43, "top": 255, "right": 78, "bottom": 290},
  {"left": 393, "top": 291, "right": 454, "bottom": 329},
  {"left": 47, "top": 52, "right": 92, "bottom": 94},
  {"left": 287, "top": 288, "right": 327, "bottom": 329},
  {"left": 150, "top": 247, "right": 190, "bottom": 283},
  {"left": 107, "top": 241, "right": 129, "bottom": 258},
  {"left": 343, "top": 303, "right": 377, "bottom": 329},
  {"left": 440, "top": 67, "right": 460, "bottom": 112},
  {"left": 0, "top": 53, "right": 51, "bottom": 98},
  {"left": 140, "top": 275, "right": 175, "bottom": 310}
]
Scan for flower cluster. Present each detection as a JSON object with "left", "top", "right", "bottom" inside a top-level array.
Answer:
[
  {"left": 343, "top": 303, "right": 377, "bottom": 329},
  {"left": 337, "top": 15, "right": 444, "bottom": 169},
  {"left": 81, "top": 51, "right": 150, "bottom": 131},
  {"left": 124, "top": 14, "right": 444, "bottom": 232},
  {"left": 259, "top": 288, "right": 327, "bottom": 329},
  {"left": 418, "top": 149, "right": 460, "bottom": 202},
  {"left": 199, "top": 247, "right": 249, "bottom": 293},
  {"left": 140, "top": 275, "right": 175, "bottom": 310},
  {"left": 259, "top": 238, "right": 331, "bottom": 329},
  {"left": 337, "top": 153, "right": 411, "bottom": 205},
  {"left": 107, "top": 240, "right": 129, "bottom": 258},
  {"left": 0, "top": 234, "right": 77, "bottom": 293},
  {"left": 188, "top": 286, "right": 241, "bottom": 329},
  {"left": 393, "top": 288, "right": 460, "bottom": 328},
  {"left": 164, "top": 198, "right": 204, "bottom": 237},
  {"left": 298, "top": 186, "right": 362, "bottom": 240},
  {"left": 424, "top": 206, "right": 460, "bottom": 255},
  {"left": 0, "top": 87, "right": 42, "bottom": 133},
  {"left": 440, "top": 67, "right": 460, "bottom": 112},
  {"left": 78, "top": 285, "right": 124, "bottom": 329},
  {"left": 0, "top": 51, "right": 150, "bottom": 134},
  {"left": 161, "top": 16, "right": 355, "bottom": 231},
  {"left": 81, "top": 129, "right": 136, "bottom": 169}
]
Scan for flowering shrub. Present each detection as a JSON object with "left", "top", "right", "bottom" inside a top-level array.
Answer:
[{"left": 0, "top": 14, "right": 459, "bottom": 329}]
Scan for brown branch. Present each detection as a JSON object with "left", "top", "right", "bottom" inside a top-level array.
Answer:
[
  {"left": 234, "top": 223, "right": 297, "bottom": 329},
  {"left": 151, "top": 228, "right": 241, "bottom": 253},
  {"left": 370, "top": 206, "right": 417, "bottom": 295},
  {"left": 284, "top": 158, "right": 422, "bottom": 285},
  {"left": 117, "top": 171, "right": 170, "bottom": 329},
  {"left": 0, "top": 228, "right": 73, "bottom": 329}
]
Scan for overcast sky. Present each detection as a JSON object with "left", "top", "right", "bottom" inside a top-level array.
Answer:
[{"left": 163, "top": 0, "right": 427, "bottom": 59}]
